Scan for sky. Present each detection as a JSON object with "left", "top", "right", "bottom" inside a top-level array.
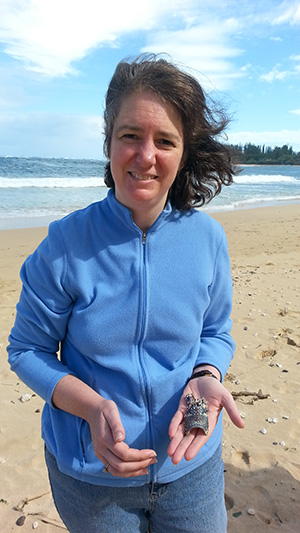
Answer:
[{"left": 0, "top": 0, "right": 299, "bottom": 159}]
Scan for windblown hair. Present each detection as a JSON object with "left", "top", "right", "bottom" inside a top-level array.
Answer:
[{"left": 103, "top": 54, "right": 237, "bottom": 210}]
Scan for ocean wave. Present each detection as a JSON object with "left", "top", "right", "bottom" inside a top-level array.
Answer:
[
  {"left": 234, "top": 175, "right": 299, "bottom": 184},
  {"left": 1, "top": 175, "right": 298, "bottom": 188},
  {"left": 0, "top": 177, "right": 106, "bottom": 188},
  {"left": 2, "top": 195, "right": 299, "bottom": 219},
  {"left": 204, "top": 195, "right": 300, "bottom": 212},
  {"left": 0, "top": 208, "right": 71, "bottom": 219}
]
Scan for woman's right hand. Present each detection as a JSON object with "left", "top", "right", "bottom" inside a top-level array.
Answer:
[
  {"left": 87, "top": 397, "right": 157, "bottom": 477},
  {"left": 52, "top": 375, "right": 157, "bottom": 478}
]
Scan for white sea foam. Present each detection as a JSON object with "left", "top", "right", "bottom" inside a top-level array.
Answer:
[
  {"left": 0, "top": 177, "right": 106, "bottom": 188},
  {"left": 1, "top": 174, "right": 298, "bottom": 188},
  {"left": 1, "top": 160, "right": 299, "bottom": 225},
  {"left": 204, "top": 195, "right": 300, "bottom": 212},
  {"left": 234, "top": 174, "right": 299, "bottom": 184}
]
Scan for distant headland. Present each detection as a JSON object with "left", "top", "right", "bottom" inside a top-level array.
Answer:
[{"left": 228, "top": 144, "right": 300, "bottom": 165}]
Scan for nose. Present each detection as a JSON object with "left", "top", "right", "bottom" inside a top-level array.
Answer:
[{"left": 136, "top": 139, "right": 156, "bottom": 167}]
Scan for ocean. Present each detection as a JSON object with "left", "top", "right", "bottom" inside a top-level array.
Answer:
[{"left": 0, "top": 157, "right": 299, "bottom": 229}]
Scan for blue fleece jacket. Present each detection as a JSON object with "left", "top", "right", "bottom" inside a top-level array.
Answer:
[{"left": 7, "top": 189, "right": 235, "bottom": 487}]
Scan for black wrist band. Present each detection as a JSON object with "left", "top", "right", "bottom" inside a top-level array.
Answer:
[
  {"left": 186, "top": 369, "right": 219, "bottom": 386},
  {"left": 193, "top": 363, "right": 216, "bottom": 372}
]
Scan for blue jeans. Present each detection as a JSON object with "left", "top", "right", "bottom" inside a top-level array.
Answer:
[{"left": 45, "top": 445, "right": 227, "bottom": 533}]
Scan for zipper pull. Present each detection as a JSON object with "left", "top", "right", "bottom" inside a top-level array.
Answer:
[{"left": 142, "top": 232, "right": 147, "bottom": 244}]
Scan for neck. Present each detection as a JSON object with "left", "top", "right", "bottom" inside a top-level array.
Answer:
[{"left": 131, "top": 209, "right": 160, "bottom": 233}]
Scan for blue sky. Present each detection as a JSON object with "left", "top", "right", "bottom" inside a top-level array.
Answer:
[{"left": 0, "top": 0, "right": 299, "bottom": 159}]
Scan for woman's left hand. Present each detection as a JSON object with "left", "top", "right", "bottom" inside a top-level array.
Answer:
[{"left": 167, "top": 376, "right": 244, "bottom": 465}]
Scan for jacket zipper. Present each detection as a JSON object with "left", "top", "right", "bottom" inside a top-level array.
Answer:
[{"left": 139, "top": 231, "right": 156, "bottom": 481}]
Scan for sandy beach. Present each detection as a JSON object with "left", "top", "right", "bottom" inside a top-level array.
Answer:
[{"left": 0, "top": 204, "right": 299, "bottom": 532}]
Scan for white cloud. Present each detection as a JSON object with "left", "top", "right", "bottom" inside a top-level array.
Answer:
[
  {"left": 0, "top": 0, "right": 194, "bottom": 77},
  {"left": 1, "top": 1, "right": 298, "bottom": 85},
  {"left": 290, "top": 109, "right": 300, "bottom": 115},
  {"left": 0, "top": 112, "right": 104, "bottom": 158},
  {"left": 1, "top": 0, "right": 300, "bottom": 159},
  {"left": 2, "top": 0, "right": 291, "bottom": 91},
  {"left": 272, "top": 0, "right": 300, "bottom": 25},
  {"left": 240, "top": 63, "right": 252, "bottom": 72},
  {"left": 141, "top": 19, "right": 245, "bottom": 90},
  {"left": 227, "top": 129, "right": 300, "bottom": 152},
  {"left": 259, "top": 57, "right": 300, "bottom": 82},
  {"left": 259, "top": 66, "right": 292, "bottom": 82}
]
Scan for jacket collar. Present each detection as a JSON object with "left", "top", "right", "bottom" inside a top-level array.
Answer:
[{"left": 105, "top": 189, "right": 173, "bottom": 235}]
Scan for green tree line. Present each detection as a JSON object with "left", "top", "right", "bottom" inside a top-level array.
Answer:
[{"left": 228, "top": 143, "right": 300, "bottom": 165}]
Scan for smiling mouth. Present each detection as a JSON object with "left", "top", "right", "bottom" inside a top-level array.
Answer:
[{"left": 129, "top": 172, "right": 157, "bottom": 181}]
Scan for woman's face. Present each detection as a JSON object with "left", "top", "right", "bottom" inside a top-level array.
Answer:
[{"left": 109, "top": 91, "right": 184, "bottom": 228}]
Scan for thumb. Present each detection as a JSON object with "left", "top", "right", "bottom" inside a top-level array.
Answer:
[
  {"left": 114, "top": 430, "right": 125, "bottom": 443},
  {"left": 105, "top": 402, "right": 126, "bottom": 443},
  {"left": 222, "top": 389, "right": 245, "bottom": 429}
]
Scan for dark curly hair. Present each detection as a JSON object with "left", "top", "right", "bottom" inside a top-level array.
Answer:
[{"left": 103, "top": 54, "right": 237, "bottom": 210}]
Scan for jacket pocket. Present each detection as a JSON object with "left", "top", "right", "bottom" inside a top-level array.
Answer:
[{"left": 78, "top": 418, "right": 96, "bottom": 465}]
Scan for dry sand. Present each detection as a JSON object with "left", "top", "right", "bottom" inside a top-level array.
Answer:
[{"left": 0, "top": 205, "right": 299, "bottom": 532}]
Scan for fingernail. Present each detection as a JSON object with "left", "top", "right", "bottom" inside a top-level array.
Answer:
[
  {"left": 150, "top": 452, "right": 157, "bottom": 458},
  {"left": 150, "top": 458, "right": 158, "bottom": 465},
  {"left": 114, "top": 432, "right": 123, "bottom": 442}
]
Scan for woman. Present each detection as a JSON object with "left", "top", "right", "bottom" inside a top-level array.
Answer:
[{"left": 8, "top": 55, "right": 244, "bottom": 532}]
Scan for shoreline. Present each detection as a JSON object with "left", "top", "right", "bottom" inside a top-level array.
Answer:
[
  {"left": 1, "top": 199, "right": 300, "bottom": 231},
  {"left": 1, "top": 203, "right": 300, "bottom": 532}
]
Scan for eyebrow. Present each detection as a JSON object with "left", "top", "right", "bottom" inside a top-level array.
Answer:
[{"left": 115, "top": 124, "right": 182, "bottom": 144}]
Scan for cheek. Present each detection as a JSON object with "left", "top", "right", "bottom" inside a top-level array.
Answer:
[
  {"left": 109, "top": 147, "right": 123, "bottom": 175},
  {"left": 110, "top": 142, "right": 134, "bottom": 166}
]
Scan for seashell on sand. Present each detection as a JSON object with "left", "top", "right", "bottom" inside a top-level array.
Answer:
[
  {"left": 267, "top": 417, "right": 278, "bottom": 424},
  {"left": 20, "top": 393, "right": 32, "bottom": 403},
  {"left": 16, "top": 515, "right": 26, "bottom": 526}
]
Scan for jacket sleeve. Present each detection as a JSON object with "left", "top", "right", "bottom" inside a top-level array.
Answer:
[
  {"left": 7, "top": 222, "right": 74, "bottom": 406},
  {"left": 195, "top": 230, "right": 235, "bottom": 381}
]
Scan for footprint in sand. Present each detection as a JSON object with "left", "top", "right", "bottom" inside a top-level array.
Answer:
[
  {"left": 276, "top": 327, "right": 300, "bottom": 348},
  {"left": 231, "top": 449, "right": 251, "bottom": 468},
  {"left": 253, "top": 486, "right": 274, "bottom": 526},
  {"left": 257, "top": 348, "right": 277, "bottom": 359},
  {"left": 224, "top": 493, "right": 234, "bottom": 511}
]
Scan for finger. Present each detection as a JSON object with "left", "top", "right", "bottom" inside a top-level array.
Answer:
[
  {"left": 106, "top": 464, "right": 149, "bottom": 478},
  {"left": 167, "top": 421, "right": 186, "bottom": 458},
  {"left": 168, "top": 410, "right": 184, "bottom": 439},
  {"left": 103, "top": 401, "right": 126, "bottom": 443},
  {"left": 222, "top": 390, "right": 245, "bottom": 429},
  {"left": 168, "top": 431, "right": 196, "bottom": 465},
  {"left": 105, "top": 439, "right": 157, "bottom": 464},
  {"left": 103, "top": 454, "right": 157, "bottom": 477},
  {"left": 184, "top": 432, "right": 208, "bottom": 462}
]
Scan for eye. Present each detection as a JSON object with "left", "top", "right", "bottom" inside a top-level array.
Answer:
[
  {"left": 122, "top": 133, "right": 138, "bottom": 140},
  {"left": 157, "top": 139, "right": 174, "bottom": 147}
]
